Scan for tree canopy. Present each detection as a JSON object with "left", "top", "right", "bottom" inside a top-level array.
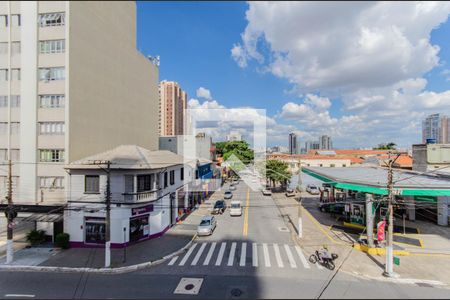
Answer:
[
  {"left": 217, "top": 140, "right": 254, "bottom": 165},
  {"left": 260, "top": 159, "right": 291, "bottom": 187},
  {"left": 373, "top": 142, "right": 397, "bottom": 150}
]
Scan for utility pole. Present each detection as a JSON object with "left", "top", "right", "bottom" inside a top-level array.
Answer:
[
  {"left": 105, "top": 160, "right": 111, "bottom": 268},
  {"left": 6, "top": 159, "right": 14, "bottom": 264},
  {"left": 384, "top": 151, "right": 400, "bottom": 278},
  {"left": 297, "top": 158, "right": 303, "bottom": 238}
]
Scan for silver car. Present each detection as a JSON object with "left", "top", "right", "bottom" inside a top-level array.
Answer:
[
  {"left": 224, "top": 191, "right": 233, "bottom": 199},
  {"left": 197, "top": 216, "right": 217, "bottom": 236},
  {"left": 306, "top": 184, "right": 320, "bottom": 195}
]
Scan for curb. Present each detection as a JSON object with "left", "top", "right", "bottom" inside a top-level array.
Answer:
[
  {"left": 0, "top": 234, "right": 197, "bottom": 275},
  {"left": 353, "top": 243, "right": 410, "bottom": 256}
]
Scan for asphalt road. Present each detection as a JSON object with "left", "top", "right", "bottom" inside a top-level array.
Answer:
[{"left": 0, "top": 180, "right": 449, "bottom": 299}]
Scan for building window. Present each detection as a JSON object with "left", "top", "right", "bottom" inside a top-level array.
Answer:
[
  {"left": 85, "top": 175, "right": 100, "bottom": 194},
  {"left": 39, "top": 94, "right": 65, "bottom": 108},
  {"left": 0, "top": 122, "right": 19, "bottom": 135},
  {"left": 38, "top": 122, "right": 65, "bottom": 135},
  {"left": 343, "top": 164, "right": 346, "bottom": 167},
  {"left": 39, "top": 176, "right": 64, "bottom": 189},
  {"left": 164, "top": 172, "right": 168, "bottom": 188},
  {"left": 0, "top": 96, "right": 20, "bottom": 107},
  {"left": 170, "top": 170, "right": 175, "bottom": 185},
  {"left": 39, "top": 67, "right": 65, "bottom": 81},
  {"left": 319, "top": 164, "right": 323, "bottom": 167},
  {"left": 137, "top": 174, "right": 155, "bottom": 192},
  {"left": 11, "top": 14, "right": 20, "bottom": 27},
  {"left": 180, "top": 167, "right": 184, "bottom": 181},
  {"left": 0, "top": 43, "right": 7, "bottom": 54},
  {"left": 39, "top": 149, "right": 64, "bottom": 162},
  {"left": 330, "top": 164, "right": 335, "bottom": 168},
  {"left": 39, "top": 40, "right": 65, "bottom": 54},
  {"left": 39, "top": 13, "right": 65, "bottom": 27},
  {"left": 0, "top": 69, "right": 8, "bottom": 81},
  {"left": 0, "top": 15, "right": 7, "bottom": 28},
  {"left": 12, "top": 42, "right": 20, "bottom": 54},
  {"left": 11, "top": 68, "right": 20, "bottom": 81}
]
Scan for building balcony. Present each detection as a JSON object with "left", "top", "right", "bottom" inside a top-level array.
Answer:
[{"left": 121, "top": 189, "right": 160, "bottom": 203}]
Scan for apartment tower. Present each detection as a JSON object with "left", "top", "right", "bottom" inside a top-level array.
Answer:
[
  {"left": 159, "top": 80, "right": 187, "bottom": 136},
  {"left": 422, "top": 113, "right": 450, "bottom": 144},
  {"left": 319, "top": 135, "right": 333, "bottom": 150},
  {"left": 288, "top": 133, "right": 299, "bottom": 155},
  {"left": 0, "top": 1, "right": 159, "bottom": 205}
]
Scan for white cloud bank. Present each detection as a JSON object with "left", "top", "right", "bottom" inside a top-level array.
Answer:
[{"left": 196, "top": 87, "right": 212, "bottom": 100}]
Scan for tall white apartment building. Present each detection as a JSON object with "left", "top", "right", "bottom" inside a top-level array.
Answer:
[
  {"left": 0, "top": 1, "right": 159, "bottom": 206},
  {"left": 319, "top": 135, "right": 333, "bottom": 150},
  {"left": 422, "top": 113, "right": 450, "bottom": 144}
]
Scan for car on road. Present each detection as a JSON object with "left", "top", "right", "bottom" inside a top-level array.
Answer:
[
  {"left": 285, "top": 188, "right": 296, "bottom": 197},
  {"left": 229, "top": 201, "right": 242, "bottom": 216},
  {"left": 262, "top": 188, "right": 272, "bottom": 196},
  {"left": 212, "top": 200, "right": 226, "bottom": 214},
  {"left": 224, "top": 191, "right": 233, "bottom": 199},
  {"left": 306, "top": 184, "right": 320, "bottom": 195},
  {"left": 229, "top": 185, "right": 237, "bottom": 191},
  {"left": 318, "top": 202, "right": 346, "bottom": 214},
  {"left": 197, "top": 215, "right": 217, "bottom": 236}
]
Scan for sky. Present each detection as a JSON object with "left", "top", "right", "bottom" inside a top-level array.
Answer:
[{"left": 137, "top": 1, "right": 450, "bottom": 149}]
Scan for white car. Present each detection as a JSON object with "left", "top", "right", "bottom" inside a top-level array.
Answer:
[
  {"left": 306, "top": 184, "right": 320, "bottom": 195},
  {"left": 229, "top": 201, "right": 242, "bottom": 216},
  {"left": 197, "top": 215, "right": 217, "bottom": 236},
  {"left": 262, "top": 188, "right": 272, "bottom": 196}
]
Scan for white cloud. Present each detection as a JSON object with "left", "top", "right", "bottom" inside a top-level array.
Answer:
[
  {"left": 233, "top": 2, "right": 450, "bottom": 148},
  {"left": 196, "top": 87, "right": 212, "bottom": 100}
]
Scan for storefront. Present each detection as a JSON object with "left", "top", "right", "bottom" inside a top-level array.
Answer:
[
  {"left": 84, "top": 217, "right": 106, "bottom": 245},
  {"left": 129, "top": 204, "right": 152, "bottom": 242}
]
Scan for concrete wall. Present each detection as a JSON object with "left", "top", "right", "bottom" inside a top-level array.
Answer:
[{"left": 67, "top": 1, "right": 159, "bottom": 162}]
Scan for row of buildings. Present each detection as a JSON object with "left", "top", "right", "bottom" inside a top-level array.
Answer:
[
  {"left": 0, "top": 2, "right": 219, "bottom": 248},
  {"left": 286, "top": 133, "right": 333, "bottom": 155}
]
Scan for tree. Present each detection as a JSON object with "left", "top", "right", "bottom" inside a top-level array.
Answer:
[
  {"left": 374, "top": 142, "right": 397, "bottom": 150},
  {"left": 220, "top": 141, "right": 254, "bottom": 165},
  {"left": 264, "top": 159, "right": 291, "bottom": 187}
]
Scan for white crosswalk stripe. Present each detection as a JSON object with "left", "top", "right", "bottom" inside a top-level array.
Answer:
[
  {"left": 273, "top": 243, "right": 284, "bottom": 268},
  {"left": 262, "top": 243, "right": 271, "bottom": 267},
  {"left": 179, "top": 244, "right": 197, "bottom": 266},
  {"left": 252, "top": 243, "right": 258, "bottom": 267},
  {"left": 168, "top": 256, "right": 178, "bottom": 266},
  {"left": 191, "top": 243, "right": 207, "bottom": 266},
  {"left": 227, "top": 242, "right": 237, "bottom": 266},
  {"left": 215, "top": 242, "right": 227, "bottom": 266},
  {"left": 203, "top": 242, "right": 216, "bottom": 266},
  {"left": 240, "top": 242, "right": 247, "bottom": 267},
  {"left": 284, "top": 244, "right": 297, "bottom": 268},
  {"left": 169, "top": 241, "right": 324, "bottom": 271},
  {"left": 295, "top": 246, "right": 311, "bottom": 269}
]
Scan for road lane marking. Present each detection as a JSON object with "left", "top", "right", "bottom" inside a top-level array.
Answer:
[
  {"left": 179, "top": 243, "right": 197, "bottom": 266},
  {"left": 262, "top": 243, "right": 271, "bottom": 267},
  {"left": 252, "top": 243, "right": 258, "bottom": 267},
  {"left": 203, "top": 242, "right": 216, "bottom": 265},
  {"left": 215, "top": 242, "right": 227, "bottom": 266},
  {"left": 4, "top": 295, "right": 35, "bottom": 298},
  {"left": 284, "top": 245, "right": 297, "bottom": 268},
  {"left": 227, "top": 242, "right": 237, "bottom": 266},
  {"left": 243, "top": 188, "right": 250, "bottom": 236},
  {"left": 168, "top": 256, "right": 179, "bottom": 266},
  {"left": 273, "top": 243, "right": 284, "bottom": 268},
  {"left": 240, "top": 242, "right": 247, "bottom": 266},
  {"left": 295, "top": 246, "right": 311, "bottom": 269},
  {"left": 191, "top": 243, "right": 207, "bottom": 266},
  {"left": 316, "top": 261, "right": 324, "bottom": 270}
]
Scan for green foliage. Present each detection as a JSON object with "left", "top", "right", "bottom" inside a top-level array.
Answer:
[
  {"left": 374, "top": 142, "right": 397, "bottom": 150},
  {"left": 26, "top": 229, "right": 46, "bottom": 246},
  {"left": 264, "top": 159, "right": 292, "bottom": 186},
  {"left": 55, "top": 233, "right": 70, "bottom": 249},
  {"left": 219, "top": 140, "right": 254, "bottom": 165}
]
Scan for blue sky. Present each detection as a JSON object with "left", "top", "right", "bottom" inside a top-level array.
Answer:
[{"left": 137, "top": 2, "right": 450, "bottom": 149}]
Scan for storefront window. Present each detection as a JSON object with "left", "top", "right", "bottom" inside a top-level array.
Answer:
[
  {"left": 85, "top": 218, "right": 105, "bottom": 244},
  {"left": 129, "top": 215, "right": 149, "bottom": 242}
]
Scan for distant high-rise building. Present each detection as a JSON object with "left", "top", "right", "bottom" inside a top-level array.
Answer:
[
  {"left": 288, "top": 133, "right": 299, "bottom": 154},
  {"left": 226, "top": 131, "right": 242, "bottom": 142},
  {"left": 422, "top": 113, "right": 450, "bottom": 144},
  {"left": 159, "top": 81, "right": 187, "bottom": 136},
  {"left": 305, "top": 140, "right": 320, "bottom": 153},
  {"left": 320, "top": 135, "right": 333, "bottom": 150}
]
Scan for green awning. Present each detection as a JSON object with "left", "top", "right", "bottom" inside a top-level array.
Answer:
[
  {"left": 302, "top": 168, "right": 335, "bottom": 183},
  {"left": 334, "top": 183, "right": 388, "bottom": 195}
]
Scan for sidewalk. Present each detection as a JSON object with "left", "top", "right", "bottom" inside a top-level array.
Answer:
[
  {"left": 272, "top": 190, "right": 450, "bottom": 287},
  {"left": 0, "top": 187, "right": 224, "bottom": 270}
]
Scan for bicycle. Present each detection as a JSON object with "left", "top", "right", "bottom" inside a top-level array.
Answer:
[{"left": 309, "top": 248, "right": 338, "bottom": 270}]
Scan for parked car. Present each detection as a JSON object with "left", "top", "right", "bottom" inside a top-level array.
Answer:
[
  {"left": 306, "top": 184, "right": 320, "bottom": 195},
  {"left": 229, "top": 201, "right": 242, "bottom": 216},
  {"left": 224, "top": 191, "right": 233, "bottom": 199},
  {"left": 262, "top": 188, "right": 272, "bottom": 196},
  {"left": 229, "top": 185, "right": 237, "bottom": 191},
  {"left": 197, "top": 216, "right": 217, "bottom": 236},
  {"left": 285, "top": 188, "right": 296, "bottom": 197},
  {"left": 212, "top": 200, "right": 226, "bottom": 214},
  {"left": 318, "top": 202, "right": 346, "bottom": 214}
]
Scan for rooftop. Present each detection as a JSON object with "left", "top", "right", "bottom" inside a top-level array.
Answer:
[{"left": 67, "top": 145, "right": 188, "bottom": 170}]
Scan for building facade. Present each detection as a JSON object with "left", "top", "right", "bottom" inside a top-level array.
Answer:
[
  {"left": 422, "top": 113, "right": 450, "bottom": 144},
  {"left": 288, "top": 133, "right": 299, "bottom": 155},
  {"left": 319, "top": 135, "right": 333, "bottom": 150},
  {"left": 305, "top": 140, "right": 320, "bottom": 153},
  {"left": 413, "top": 144, "right": 450, "bottom": 174},
  {"left": 0, "top": 1, "right": 159, "bottom": 206},
  {"left": 159, "top": 81, "right": 187, "bottom": 136},
  {"left": 226, "top": 131, "right": 242, "bottom": 142}
]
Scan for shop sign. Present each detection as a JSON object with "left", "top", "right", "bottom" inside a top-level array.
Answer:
[{"left": 132, "top": 204, "right": 154, "bottom": 216}]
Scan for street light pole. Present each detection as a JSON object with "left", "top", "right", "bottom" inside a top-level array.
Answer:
[
  {"left": 105, "top": 160, "right": 111, "bottom": 268},
  {"left": 297, "top": 158, "right": 303, "bottom": 238},
  {"left": 6, "top": 159, "right": 14, "bottom": 264}
]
